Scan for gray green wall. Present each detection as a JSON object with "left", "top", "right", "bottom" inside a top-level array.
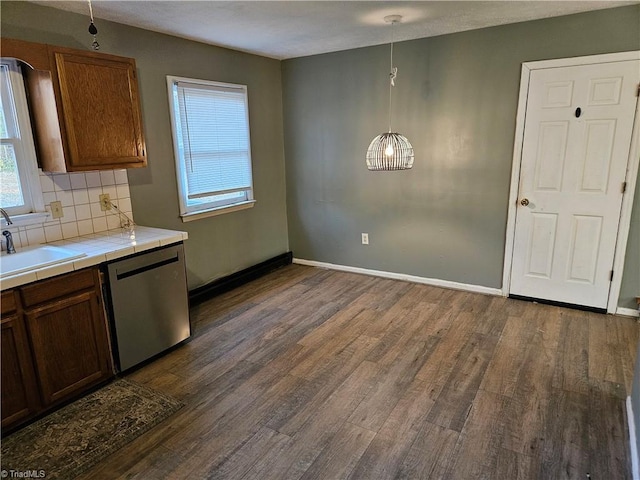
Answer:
[
  {"left": 0, "top": 1, "right": 289, "bottom": 289},
  {"left": 282, "top": 5, "right": 640, "bottom": 308}
]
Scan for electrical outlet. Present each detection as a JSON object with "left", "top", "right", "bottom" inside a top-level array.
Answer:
[
  {"left": 50, "top": 201, "right": 63, "bottom": 219},
  {"left": 361, "top": 233, "right": 369, "bottom": 245},
  {"left": 99, "top": 193, "right": 112, "bottom": 211}
]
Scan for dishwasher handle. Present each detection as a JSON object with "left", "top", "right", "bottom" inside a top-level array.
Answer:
[{"left": 115, "top": 253, "right": 180, "bottom": 281}]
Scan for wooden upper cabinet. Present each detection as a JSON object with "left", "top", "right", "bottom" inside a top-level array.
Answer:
[
  {"left": 51, "top": 48, "right": 146, "bottom": 170},
  {"left": 1, "top": 38, "right": 147, "bottom": 172}
]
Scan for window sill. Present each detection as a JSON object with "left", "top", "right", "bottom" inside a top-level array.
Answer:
[
  {"left": 1, "top": 212, "right": 50, "bottom": 228},
  {"left": 180, "top": 200, "right": 255, "bottom": 223}
]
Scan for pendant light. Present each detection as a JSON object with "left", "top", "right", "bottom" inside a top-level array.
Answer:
[
  {"left": 87, "top": 0, "right": 100, "bottom": 50},
  {"left": 366, "top": 15, "right": 414, "bottom": 171}
]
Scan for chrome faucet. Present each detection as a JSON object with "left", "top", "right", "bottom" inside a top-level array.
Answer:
[
  {"left": 0, "top": 208, "right": 15, "bottom": 254},
  {"left": 2, "top": 231, "right": 16, "bottom": 254},
  {"left": 0, "top": 208, "right": 12, "bottom": 225}
]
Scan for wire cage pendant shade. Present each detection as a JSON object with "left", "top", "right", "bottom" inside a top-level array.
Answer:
[
  {"left": 366, "top": 15, "right": 414, "bottom": 171},
  {"left": 366, "top": 132, "right": 414, "bottom": 171}
]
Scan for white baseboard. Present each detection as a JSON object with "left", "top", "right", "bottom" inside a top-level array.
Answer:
[
  {"left": 293, "top": 258, "right": 503, "bottom": 297},
  {"left": 617, "top": 307, "right": 640, "bottom": 318},
  {"left": 628, "top": 396, "right": 640, "bottom": 480}
]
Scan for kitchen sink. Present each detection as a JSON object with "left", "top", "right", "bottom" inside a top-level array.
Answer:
[{"left": 0, "top": 245, "right": 87, "bottom": 278}]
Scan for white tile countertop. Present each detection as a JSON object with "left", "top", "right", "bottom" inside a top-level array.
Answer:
[{"left": 0, "top": 226, "right": 188, "bottom": 290}]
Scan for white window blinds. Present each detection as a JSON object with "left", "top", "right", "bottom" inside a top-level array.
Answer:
[{"left": 168, "top": 76, "right": 254, "bottom": 218}]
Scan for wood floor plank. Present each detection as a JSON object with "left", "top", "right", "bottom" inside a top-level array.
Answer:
[
  {"left": 501, "top": 306, "right": 563, "bottom": 457},
  {"left": 479, "top": 312, "right": 538, "bottom": 398},
  {"left": 618, "top": 315, "right": 640, "bottom": 391},
  {"left": 55, "top": 265, "right": 637, "bottom": 480},
  {"left": 276, "top": 358, "right": 380, "bottom": 437},
  {"left": 296, "top": 302, "right": 367, "bottom": 348},
  {"left": 161, "top": 368, "right": 302, "bottom": 457},
  {"left": 370, "top": 306, "right": 438, "bottom": 369},
  {"left": 412, "top": 310, "right": 479, "bottom": 402},
  {"left": 267, "top": 335, "right": 379, "bottom": 434},
  {"left": 289, "top": 309, "right": 377, "bottom": 380},
  {"left": 587, "top": 312, "right": 635, "bottom": 403},
  {"left": 241, "top": 394, "right": 358, "bottom": 480},
  {"left": 589, "top": 312, "right": 620, "bottom": 384},
  {"left": 443, "top": 388, "right": 510, "bottom": 479},
  {"left": 427, "top": 331, "right": 499, "bottom": 432},
  {"left": 552, "top": 312, "right": 590, "bottom": 395},
  {"left": 206, "top": 427, "right": 291, "bottom": 480},
  {"left": 394, "top": 422, "right": 459, "bottom": 480},
  {"left": 299, "top": 422, "right": 376, "bottom": 480},
  {"left": 348, "top": 358, "right": 448, "bottom": 480},
  {"left": 348, "top": 338, "right": 436, "bottom": 432},
  {"left": 75, "top": 440, "right": 185, "bottom": 480},
  {"left": 174, "top": 307, "right": 288, "bottom": 380},
  {"left": 536, "top": 389, "right": 589, "bottom": 480},
  {"left": 587, "top": 384, "right": 630, "bottom": 479},
  {"left": 409, "top": 295, "right": 460, "bottom": 339},
  {"left": 486, "top": 448, "right": 534, "bottom": 480},
  {"left": 172, "top": 374, "right": 308, "bottom": 478},
  {"left": 472, "top": 295, "right": 509, "bottom": 338}
]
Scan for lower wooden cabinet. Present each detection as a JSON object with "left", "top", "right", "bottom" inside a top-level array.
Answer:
[
  {"left": 1, "top": 292, "right": 40, "bottom": 429},
  {"left": 1, "top": 267, "right": 113, "bottom": 430}
]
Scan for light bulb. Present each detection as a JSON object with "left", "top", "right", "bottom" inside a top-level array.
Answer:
[{"left": 384, "top": 143, "right": 394, "bottom": 157}]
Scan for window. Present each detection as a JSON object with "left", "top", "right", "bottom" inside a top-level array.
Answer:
[
  {"left": 0, "top": 60, "right": 42, "bottom": 216},
  {"left": 167, "top": 76, "right": 254, "bottom": 221}
]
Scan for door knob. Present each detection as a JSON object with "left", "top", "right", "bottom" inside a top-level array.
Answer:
[{"left": 520, "top": 198, "right": 530, "bottom": 206}]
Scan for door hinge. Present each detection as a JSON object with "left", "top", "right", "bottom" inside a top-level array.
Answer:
[
  {"left": 610, "top": 270, "right": 614, "bottom": 281},
  {"left": 622, "top": 181, "right": 627, "bottom": 194},
  {"left": 637, "top": 83, "right": 640, "bottom": 97}
]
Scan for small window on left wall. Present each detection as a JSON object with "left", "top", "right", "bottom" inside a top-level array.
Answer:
[{"left": 0, "top": 60, "right": 43, "bottom": 216}]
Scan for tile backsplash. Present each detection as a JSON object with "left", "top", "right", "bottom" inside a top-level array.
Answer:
[{"left": 4, "top": 169, "right": 134, "bottom": 249}]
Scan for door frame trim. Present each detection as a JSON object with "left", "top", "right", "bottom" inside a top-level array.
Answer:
[{"left": 502, "top": 51, "right": 640, "bottom": 314}]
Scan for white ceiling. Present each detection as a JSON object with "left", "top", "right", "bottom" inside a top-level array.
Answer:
[{"left": 30, "top": 1, "right": 637, "bottom": 60}]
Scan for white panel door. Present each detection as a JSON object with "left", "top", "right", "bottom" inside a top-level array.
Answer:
[{"left": 510, "top": 60, "right": 639, "bottom": 309}]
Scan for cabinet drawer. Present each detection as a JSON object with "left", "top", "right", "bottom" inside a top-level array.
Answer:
[
  {"left": 1, "top": 290, "right": 18, "bottom": 316},
  {"left": 20, "top": 269, "right": 97, "bottom": 308}
]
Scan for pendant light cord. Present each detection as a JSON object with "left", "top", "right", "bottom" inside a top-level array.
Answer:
[
  {"left": 88, "top": 0, "right": 94, "bottom": 22},
  {"left": 388, "top": 20, "right": 398, "bottom": 133},
  {"left": 388, "top": 22, "right": 394, "bottom": 132}
]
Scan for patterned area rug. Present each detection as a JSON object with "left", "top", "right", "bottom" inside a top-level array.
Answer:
[{"left": 1, "top": 378, "right": 183, "bottom": 479}]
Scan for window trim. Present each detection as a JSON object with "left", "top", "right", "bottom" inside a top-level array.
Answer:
[
  {"left": 166, "top": 75, "right": 255, "bottom": 221},
  {"left": 1, "top": 59, "right": 44, "bottom": 217}
]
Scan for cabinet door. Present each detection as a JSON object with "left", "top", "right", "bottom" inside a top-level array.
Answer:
[
  {"left": 1, "top": 313, "right": 40, "bottom": 428},
  {"left": 25, "top": 290, "right": 112, "bottom": 406},
  {"left": 53, "top": 50, "right": 147, "bottom": 170}
]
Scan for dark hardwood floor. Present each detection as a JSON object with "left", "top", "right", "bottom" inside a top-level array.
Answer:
[{"left": 78, "top": 264, "right": 639, "bottom": 479}]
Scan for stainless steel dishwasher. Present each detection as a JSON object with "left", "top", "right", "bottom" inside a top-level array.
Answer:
[{"left": 104, "top": 243, "right": 190, "bottom": 372}]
